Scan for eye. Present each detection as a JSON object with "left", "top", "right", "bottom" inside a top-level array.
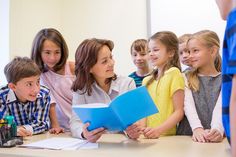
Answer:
[
  {"left": 55, "top": 51, "right": 61, "bottom": 54},
  {"left": 140, "top": 53, "right": 146, "bottom": 56},
  {"left": 132, "top": 52, "right": 137, "bottom": 57},
  {"left": 193, "top": 49, "right": 199, "bottom": 53},
  {"left": 26, "top": 83, "right": 32, "bottom": 87},
  {"left": 44, "top": 51, "right": 50, "bottom": 55},
  {"left": 102, "top": 59, "right": 108, "bottom": 64}
]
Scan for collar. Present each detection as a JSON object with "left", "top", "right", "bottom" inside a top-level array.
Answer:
[
  {"left": 108, "top": 78, "right": 119, "bottom": 95},
  {"left": 93, "top": 78, "right": 119, "bottom": 95},
  {"left": 6, "top": 88, "right": 42, "bottom": 104},
  {"left": 198, "top": 72, "right": 221, "bottom": 77},
  {"left": 164, "top": 67, "right": 179, "bottom": 74}
]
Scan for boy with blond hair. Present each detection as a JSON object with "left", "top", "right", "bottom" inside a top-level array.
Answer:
[{"left": 178, "top": 34, "right": 192, "bottom": 72}]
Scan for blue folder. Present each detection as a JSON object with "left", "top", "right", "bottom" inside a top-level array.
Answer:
[{"left": 73, "top": 86, "right": 158, "bottom": 131}]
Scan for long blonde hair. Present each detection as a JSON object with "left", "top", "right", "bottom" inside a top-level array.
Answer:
[
  {"left": 186, "top": 30, "right": 222, "bottom": 91},
  {"left": 146, "top": 31, "right": 181, "bottom": 87}
]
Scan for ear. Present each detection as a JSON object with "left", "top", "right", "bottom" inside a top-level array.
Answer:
[
  {"left": 89, "top": 68, "right": 93, "bottom": 74},
  {"left": 168, "top": 50, "right": 175, "bottom": 58},
  {"left": 8, "top": 82, "right": 16, "bottom": 91},
  {"left": 211, "top": 46, "right": 218, "bottom": 57}
]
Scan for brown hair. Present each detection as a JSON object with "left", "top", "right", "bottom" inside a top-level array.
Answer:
[
  {"left": 145, "top": 31, "right": 181, "bottom": 87},
  {"left": 178, "top": 34, "right": 192, "bottom": 44},
  {"left": 130, "top": 39, "right": 148, "bottom": 54},
  {"left": 186, "top": 30, "right": 221, "bottom": 91},
  {"left": 31, "top": 28, "right": 69, "bottom": 72},
  {"left": 4, "top": 56, "right": 41, "bottom": 84},
  {"left": 71, "top": 38, "right": 116, "bottom": 95}
]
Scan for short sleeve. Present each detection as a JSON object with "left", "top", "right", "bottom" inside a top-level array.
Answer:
[{"left": 170, "top": 69, "right": 185, "bottom": 97}]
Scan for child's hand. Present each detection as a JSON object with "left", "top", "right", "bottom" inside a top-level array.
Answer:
[
  {"left": 17, "top": 126, "right": 32, "bottom": 137},
  {"left": 49, "top": 127, "right": 65, "bottom": 134},
  {"left": 82, "top": 123, "right": 106, "bottom": 143},
  {"left": 204, "top": 129, "right": 223, "bottom": 142},
  {"left": 143, "top": 127, "right": 161, "bottom": 139},
  {"left": 125, "top": 123, "right": 143, "bottom": 139},
  {"left": 192, "top": 127, "right": 207, "bottom": 143}
]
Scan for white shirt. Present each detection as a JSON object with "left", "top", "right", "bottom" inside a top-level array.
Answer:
[{"left": 69, "top": 76, "right": 136, "bottom": 138}]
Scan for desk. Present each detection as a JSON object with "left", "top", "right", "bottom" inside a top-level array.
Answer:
[{"left": 0, "top": 132, "right": 231, "bottom": 157}]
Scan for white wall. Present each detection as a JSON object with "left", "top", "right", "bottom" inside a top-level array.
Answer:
[
  {"left": 148, "top": 0, "right": 226, "bottom": 43},
  {"left": 0, "top": 0, "right": 9, "bottom": 85},
  {"left": 10, "top": 0, "right": 63, "bottom": 58},
  {"left": 62, "top": 0, "right": 147, "bottom": 75},
  {"left": 9, "top": 0, "right": 147, "bottom": 76}
]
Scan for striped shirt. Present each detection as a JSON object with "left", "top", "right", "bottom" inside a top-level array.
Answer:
[
  {"left": 222, "top": 8, "right": 236, "bottom": 144},
  {"left": 0, "top": 85, "right": 51, "bottom": 134},
  {"left": 128, "top": 71, "right": 148, "bottom": 87}
]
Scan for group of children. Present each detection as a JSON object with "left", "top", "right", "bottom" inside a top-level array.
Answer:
[{"left": 0, "top": 0, "right": 235, "bottom": 156}]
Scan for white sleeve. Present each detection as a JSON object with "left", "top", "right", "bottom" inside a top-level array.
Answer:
[
  {"left": 69, "top": 91, "right": 86, "bottom": 139},
  {"left": 128, "top": 79, "right": 136, "bottom": 90},
  {"left": 211, "top": 90, "right": 224, "bottom": 136},
  {"left": 49, "top": 91, "right": 56, "bottom": 104},
  {"left": 70, "top": 111, "right": 84, "bottom": 139},
  {"left": 183, "top": 74, "right": 202, "bottom": 130}
]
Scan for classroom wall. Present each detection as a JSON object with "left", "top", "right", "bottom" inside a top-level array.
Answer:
[
  {"left": 0, "top": 0, "right": 9, "bottom": 85},
  {"left": 10, "top": 0, "right": 63, "bottom": 60},
  {"left": 9, "top": 0, "right": 147, "bottom": 76}
]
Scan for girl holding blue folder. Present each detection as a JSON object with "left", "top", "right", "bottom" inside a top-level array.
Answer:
[{"left": 70, "top": 38, "right": 142, "bottom": 142}]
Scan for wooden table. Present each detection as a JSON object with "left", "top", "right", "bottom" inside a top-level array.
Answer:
[{"left": 0, "top": 132, "right": 231, "bottom": 157}]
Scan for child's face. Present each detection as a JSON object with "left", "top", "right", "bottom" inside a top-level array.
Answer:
[
  {"left": 41, "top": 40, "right": 62, "bottom": 71},
  {"left": 8, "top": 75, "right": 40, "bottom": 103},
  {"left": 179, "top": 42, "right": 191, "bottom": 66},
  {"left": 131, "top": 48, "right": 149, "bottom": 69},
  {"left": 90, "top": 45, "right": 115, "bottom": 82},
  {"left": 215, "top": 0, "right": 233, "bottom": 20},
  {"left": 188, "top": 39, "right": 214, "bottom": 69},
  {"left": 148, "top": 39, "right": 173, "bottom": 69}
]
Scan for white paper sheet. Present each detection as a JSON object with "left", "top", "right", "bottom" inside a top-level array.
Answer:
[{"left": 20, "top": 137, "right": 89, "bottom": 150}]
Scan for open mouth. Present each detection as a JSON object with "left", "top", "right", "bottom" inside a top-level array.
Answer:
[{"left": 30, "top": 94, "right": 37, "bottom": 98}]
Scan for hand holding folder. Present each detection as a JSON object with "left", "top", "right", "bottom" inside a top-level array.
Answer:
[{"left": 73, "top": 86, "right": 158, "bottom": 131}]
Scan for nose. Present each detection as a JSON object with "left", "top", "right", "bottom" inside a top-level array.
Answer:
[
  {"left": 188, "top": 52, "right": 194, "bottom": 60},
  {"left": 182, "top": 51, "right": 190, "bottom": 58},
  {"left": 33, "top": 84, "right": 40, "bottom": 95},
  {"left": 149, "top": 50, "right": 154, "bottom": 57},
  {"left": 136, "top": 54, "right": 143, "bottom": 60},
  {"left": 48, "top": 53, "right": 57, "bottom": 61},
  {"left": 109, "top": 58, "right": 115, "bottom": 66}
]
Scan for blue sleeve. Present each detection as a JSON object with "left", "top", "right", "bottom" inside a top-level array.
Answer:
[
  {"left": 30, "top": 94, "right": 51, "bottom": 134},
  {"left": 226, "top": 22, "right": 236, "bottom": 74},
  {"left": 0, "top": 96, "right": 8, "bottom": 119}
]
